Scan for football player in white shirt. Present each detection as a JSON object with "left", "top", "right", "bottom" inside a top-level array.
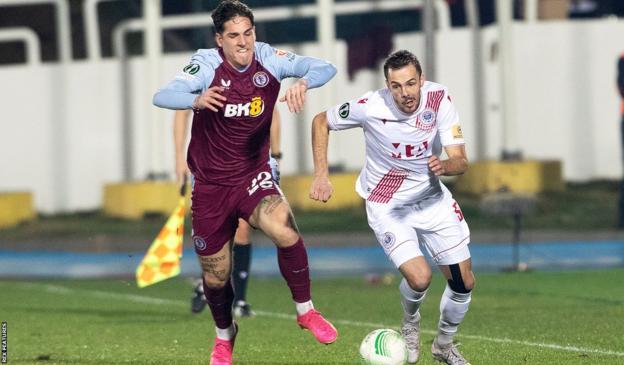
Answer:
[{"left": 310, "top": 50, "right": 473, "bottom": 365}]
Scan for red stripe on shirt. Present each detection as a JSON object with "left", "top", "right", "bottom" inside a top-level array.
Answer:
[
  {"left": 426, "top": 90, "right": 445, "bottom": 112},
  {"left": 367, "top": 168, "right": 409, "bottom": 203}
]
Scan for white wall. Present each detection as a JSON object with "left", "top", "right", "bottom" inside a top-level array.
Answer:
[{"left": 1, "top": 19, "right": 623, "bottom": 213}]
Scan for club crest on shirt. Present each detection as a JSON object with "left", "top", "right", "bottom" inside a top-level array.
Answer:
[
  {"left": 381, "top": 232, "right": 395, "bottom": 249},
  {"left": 338, "top": 103, "right": 350, "bottom": 118},
  {"left": 183, "top": 63, "right": 200, "bottom": 75},
  {"left": 452, "top": 124, "right": 463, "bottom": 139},
  {"left": 415, "top": 109, "right": 436, "bottom": 131},
  {"left": 253, "top": 71, "right": 269, "bottom": 88},
  {"left": 193, "top": 236, "right": 207, "bottom": 250}
]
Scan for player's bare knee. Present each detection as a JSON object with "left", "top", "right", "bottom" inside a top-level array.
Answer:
[
  {"left": 400, "top": 257, "right": 432, "bottom": 291},
  {"left": 202, "top": 273, "right": 227, "bottom": 289},
  {"left": 402, "top": 266, "right": 432, "bottom": 291},
  {"left": 270, "top": 228, "right": 300, "bottom": 248},
  {"left": 462, "top": 271, "right": 475, "bottom": 291},
  {"left": 405, "top": 272, "right": 431, "bottom": 292},
  {"left": 262, "top": 212, "right": 300, "bottom": 248}
]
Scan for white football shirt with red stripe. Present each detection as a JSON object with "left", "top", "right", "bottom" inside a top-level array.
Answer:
[{"left": 326, "top": 81, "right": 465, "bottom": 204}]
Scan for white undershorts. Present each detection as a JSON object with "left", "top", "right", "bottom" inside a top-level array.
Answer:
[{"left": 366, "top": 184, "right": 471, "bottom": 268}]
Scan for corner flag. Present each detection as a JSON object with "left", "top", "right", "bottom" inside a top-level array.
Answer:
[{"left": 136, "top": 181, "right": 187, "bottom": 288}]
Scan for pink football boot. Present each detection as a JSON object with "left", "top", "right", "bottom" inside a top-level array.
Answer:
[
  {"left": 297, "top": 309, "right": 338, "bottom": 344},
  {"left": 210, "top": 323, "right": 237, "bottom": 365}
]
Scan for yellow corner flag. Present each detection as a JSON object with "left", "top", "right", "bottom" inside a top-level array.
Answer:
[{"left": 136, "top": 181, "right": 187, "bottom": 288}]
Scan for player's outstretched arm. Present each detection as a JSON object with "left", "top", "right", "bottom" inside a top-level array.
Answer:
[
  {"left": 173, "top": 110, "right": 191, "bottom": 186},
  {"left": 275, "top": 52, "right": 336, "bottom": 113},
  {"left": 279, "top": 79, "right": 308, "bottom": 114},
  {"left": 428, "top": 145, "right": 469, "bottom": 176},
  {"left": 309, "top": 112, "right": 333, "bottom": 202}
]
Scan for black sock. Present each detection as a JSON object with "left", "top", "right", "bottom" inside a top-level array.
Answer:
[{"left": 232, "top": 243, "right": 252, "bottom": 304}]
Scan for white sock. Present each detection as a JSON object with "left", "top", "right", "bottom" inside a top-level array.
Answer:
[
  {"left": 295, "top": 300, "right": 314, "bottom": 315},
  {"left": 215, "top": 323, "right": 236, "bottom": 340},
  {"left": 437, "top": 284, "right": 471, "bottom": 345},
  {"left": 399, "top": 277, "right": 427, "bottom": 319}
]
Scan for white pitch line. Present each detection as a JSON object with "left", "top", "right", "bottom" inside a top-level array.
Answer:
[{"left": 15, "top": 282, "right": 624, "bottom": 358}]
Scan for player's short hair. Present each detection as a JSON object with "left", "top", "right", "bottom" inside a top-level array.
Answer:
[
  {"left": 383, "top": 50, "right": 422, "bottom": 79},
  {"left": 212, "top": 0, "right": 255, "bottom": 34}
]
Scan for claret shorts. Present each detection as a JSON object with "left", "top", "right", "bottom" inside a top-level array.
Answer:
[{"left": 191, "top": 165, "right": 282, "bottom": 256}]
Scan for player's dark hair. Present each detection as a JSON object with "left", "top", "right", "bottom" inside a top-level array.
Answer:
[
  {"left": 383, "top": 50, "right": 422, "bottom": 79},
  {"left": 212, "top": 0, "right": 254, "bottom": 34}
]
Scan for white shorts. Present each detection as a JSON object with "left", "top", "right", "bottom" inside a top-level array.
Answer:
[{"left": 366, "top": 184, "right": 470, "bottom": 268}]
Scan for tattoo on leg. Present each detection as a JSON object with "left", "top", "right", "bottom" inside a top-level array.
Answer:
[
  {"left": 261, "top": 195, "right": 284, "bottom": 215},
  {"left": 199, "top": 254, "right": 229, "bottom": 281},
  {"left": 199, "top": 255, "right": 226, "bottom": 264},
  {"left": 205, "top": 268, "right": 228, "bottom": 281}
]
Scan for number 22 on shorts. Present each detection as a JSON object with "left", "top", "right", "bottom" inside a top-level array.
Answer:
[{"left": 247, "top": 171, "right": 273, "bottom": 195}]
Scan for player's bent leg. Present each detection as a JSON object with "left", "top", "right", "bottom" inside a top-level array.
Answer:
[
  {"left": 249, "top": 194, "right": 300, "bottom": 248},
  {"left": 232, "top": 220, "right": 255, "bottom": 318},
  {"left": 398, "top": 256, "right": 431, "bottom": 364},
  {"left": 249, "top": 195, "right": 338, "bottom": 344},
  {"left": 198, "top": 243, "right": 237, "bottom": 365},
  {"left": 399, "top": 256, "right": 432, "bottom": 292},
  {"left": 367, "top": 202, "right": 427, "bottom": 362},
  {"left": 432, "top": 257, "right": 474, "bottom": 365}
]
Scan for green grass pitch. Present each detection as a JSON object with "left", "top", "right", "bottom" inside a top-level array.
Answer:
[{"left": 1, "top": 269, "right": 623, "bottom": 364}]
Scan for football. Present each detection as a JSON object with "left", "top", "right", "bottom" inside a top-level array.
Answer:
[{"left": 359, "top": 328, "right": 408, "bottom": 365}]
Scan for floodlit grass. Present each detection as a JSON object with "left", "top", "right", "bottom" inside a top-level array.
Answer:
[{"left": 2, "top": 269, "right": 623, "bottom": 364}]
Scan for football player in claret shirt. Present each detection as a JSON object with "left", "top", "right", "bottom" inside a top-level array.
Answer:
[
  {"left": 173, "top": 107, "right": 282, "bottom": 317},
  {"left": 310, "top": 50, "right": 474, "bottom": 365},
  {"left": 153, "top": 1, "right": 337, "bottom": 364}
]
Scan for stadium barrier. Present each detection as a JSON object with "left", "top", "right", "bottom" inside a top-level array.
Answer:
[
  {"left": 280, "top": 173, "right": 363, "bottom": 211},
  {"left": 0, "top": 191, "right": 35, "bottom": 228},
  {"left": 103, "top": 181, "right": 190, "bottom": 219},
  {"left": 455, "top": 160, "right": 564, "bottom": 194},
  {"left": 103, "top": 174, "right": 362, "bottom": 219}
]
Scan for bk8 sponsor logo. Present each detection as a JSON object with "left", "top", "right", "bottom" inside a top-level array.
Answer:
[{"left": 224, "top": 96, "right": 264, "bottom": 118}]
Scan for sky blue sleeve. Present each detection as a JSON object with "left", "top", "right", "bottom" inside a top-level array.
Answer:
[
  {"left": 152, "top": 50, "right": 219, "bottom": 109},
  {"left": 256, "top": 42, "right": 337, "bottom": 89}
]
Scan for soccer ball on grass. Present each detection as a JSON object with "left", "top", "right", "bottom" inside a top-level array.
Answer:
[{"left": 359, "top": 328, "right": 408, "bottom": 365}]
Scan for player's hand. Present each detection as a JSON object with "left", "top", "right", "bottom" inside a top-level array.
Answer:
[
  {"left": 309, "top": 176, "right": 333, "bottom": 203},
  {"left": 279, "top": 79, "right": 308, "bottom": 113},
  {"left": 175, "top": 157, "right": 191, "bottom": 187},
  {"left": 428, "top": 155, "right": 445, "bottom": 176},
  {"left": 192, "top": 86, "right": 227, "bottom": 112}
]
